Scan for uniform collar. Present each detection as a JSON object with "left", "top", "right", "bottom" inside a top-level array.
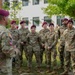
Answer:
[{"left": 0, "top": 24, "right": 6, "bottom": 29}]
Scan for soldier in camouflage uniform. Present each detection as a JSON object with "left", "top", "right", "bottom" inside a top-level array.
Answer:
[
  {"left": 61, "top": 20, "right": 75, "bottom": 75},
  {"left": 9, "top": 20, "right": 20, "bottom": 69},
  {"left": 39, "top": 22, "right": 49, "bottom": 64},
  {"left": 44, "top": 23, "right": 58, "bottom": 74},
  {"left": 26, "top": 25, "right": 41, "bottom": 72},
  {"left": 0, "top": 9, "right": 18, "bottom": 75},
  {"left": 19, "top": 21, "right": 30, "bottom": 66},
  {"left": 58, "top": 18, "right": 68, "bottom": 69}
]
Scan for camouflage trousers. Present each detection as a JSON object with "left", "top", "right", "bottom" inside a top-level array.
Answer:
[
  {"left": 12, "top": 54, "right": 20, "bottom": 68},
  {"left": 12, "top": 47, "right": 21, "bottom": 68},
  {"left": 0, "top": 58, "right": 12, "bottom": 75},
  {"left": 45, "top": 48, "right": 57, "bottom": 69},
  {"left": 40, "top": 47, "right": 45, "bottom": 64},
  {"left": 64, "top": 51, "right": 75, "bottom": 74},
  {"left": 20, "top": 44, "right": 28, "bottom": 66},
  {"left": 58, "top": 45, "right": 65, "bottom": 68},
  {"left": 27, "top": 45, "right": 41, "bottom": 68}
]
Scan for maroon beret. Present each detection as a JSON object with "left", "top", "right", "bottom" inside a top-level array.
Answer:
[
  {"left": 20, "top": 21, "right": 25, "bottom": 24},
  {"left": 49, "top": 23, "right": 54, "bottom": 27},
  {"left": 63, "top": 18, "right": 68, "bottom": 21},
  {"left": 0, "top": 9, "right": 9, "bottom": 17},
  {"left": 11, "top": 20, "right": 16, "bottom": 24},
  {"left": 67, "top": 20, "right": 73, "bottom": 24},
  {"left": 42, "top": 22, "right": 47, "bottom": 27},
  {"left": 31, "top": 25, "right": 36, "bottom": 29}
]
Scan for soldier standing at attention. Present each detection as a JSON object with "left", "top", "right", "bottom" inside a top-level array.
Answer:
[
  {"left": 9, "top": 20, "right": 20, "bottom": 69},
  {"left": 19, "top": 21, "right": 30, "bottom": 67},
  {"left": 44, "top": 23, "right": 58, "bottom": 74},
  {"left": 26, "top": 25, "right": 41, "bottom": 72},
  {"left": 61, "top": 20, "right": 75, "bottom": 75},
  {"left": 58, "top": 18, "right": 68, "bottom": 70},
  {"left": 39, "top": 22, "right": 49, "bottom": 64},
  {"left": 0, "top": 9, "right": 17, "bottom": 75}
]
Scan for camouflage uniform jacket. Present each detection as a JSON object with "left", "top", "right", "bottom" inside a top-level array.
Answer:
[
  {"left": 58, "top": 25, "right": 67, "bottom": 46},
  {"left": 39, "top": 28, "right": 49, "bottom": 44},
  {"left": 19, "top": 28, "right": 30, "bottom": 44},
  {"left": 0, "top": 25, "right": 15, "bottom": 67},
  {"left": 45, "top": 30, "right": 58, "bottom": 49},
  {"left": 26, "top": 32, "right": 41, "bottom": 47},
  {"left": 63, "top": 27, "right": 75, "bottom": 51},
  {"left": 9, "top": 28, "right": 20, "bottom": 47}
]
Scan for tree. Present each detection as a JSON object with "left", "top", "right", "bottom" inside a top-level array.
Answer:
[
  {"left": 3, "top": 1, "right": 22, "bottom": 20},
  {"left": 3, "top": 1, "right": 22, "bottom": 28},
  {"left": 43, "top": 0, "right": 75, "bottom": 19}
]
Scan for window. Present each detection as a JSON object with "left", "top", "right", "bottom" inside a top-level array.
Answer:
[
  {"left": 13, "top": 0, "right": 18, "bottom": 6},
  {"left": 22, "top": 17, "right": 29, "bottom": 26},
  {"left": 33, "top": 0, "right": 39, "bottom": 5},
  {"left": 57, "top": 16, "right": 64, "bottom": 26},
  {"left": 44, "top": 0, "right": 48, "bottom": 3},
  {"left": 44, "top": 16, "right": 52, "bottom": 24},
  {"left": 4, "top": 0, "right": 10, "bottom": 6},
  {"left": 5, "top": 0, "right": 9, "bottom": 2},
  {"left": 72, "top": 20, "right": 75, "bottom": 26},
  {"left": 22, "top": 0, "right": 29, "bottom": 6},
  {"left": 33, "top": 17, "right": 39, "bottom": 26}
]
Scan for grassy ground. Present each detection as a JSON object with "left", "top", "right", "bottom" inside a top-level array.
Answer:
[
  {"left": 12, "top": 53, "right": 64, "bottom": 75},
  {"left": 12, "top": 44, "right": 64, "bottom": 75}
]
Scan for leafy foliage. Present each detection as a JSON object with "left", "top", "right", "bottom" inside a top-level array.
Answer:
[
  {"left": 3, "top": 1, "right": 22, "bottom": 20},
  {"left": 3, "top": 1, "right": 22, "bottom": 28},
  {"left": 43, "top": 0, "right": 75, "bottom": 18}
]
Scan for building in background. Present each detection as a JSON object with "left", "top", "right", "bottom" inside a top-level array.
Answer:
[
  {"left": 2, "top": 0, "right": 70, "bottom": 31},
  {"left": 19, "top": 0, "right": 57, "bottom": 31},
  {"left": 18, "top": 0, "right": 66, "bottom": 31}
]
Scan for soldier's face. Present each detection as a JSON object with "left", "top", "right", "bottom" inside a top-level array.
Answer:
[
  {"left": 11, "top": 24, "right": 16, "bottom": 29},
  {"left": 67, "top": 22, "right": 73, "bottom": 28},
  {"left": 43, "top": 24, "right": 47, "bottom": 29},
  {"left": 4, "top": 16, "right": 9, "bottom": 26},
  {"left": 64, "top": 20, "right": 68, "bottom": 25},
  {"left": 50, "top": 25, "right": 54, "bottom": 30},
  {"left": 21, "top": 23, "right": 25, "bottom": 27},
  {"left": 31, "top": 27, "right": 36, "bottom": 32}
]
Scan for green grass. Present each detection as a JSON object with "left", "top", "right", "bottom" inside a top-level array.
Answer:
[
  {"left": 12, "top": 53, "right": 64, "bottom": 75},
  {"left": 13, "top": 44, "right": 63, "bottom": 75}
]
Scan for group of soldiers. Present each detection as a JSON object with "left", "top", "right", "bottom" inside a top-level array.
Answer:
[{"left": 0, "top": 9, "right": 75, "bottom": 75}]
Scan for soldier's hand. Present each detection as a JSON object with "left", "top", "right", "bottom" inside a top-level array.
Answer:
[
  {"left": 21, "top": 42, "right": 24, "bottom": 45},
  {"left": 14, "top": 48, "right": 21, "bottom": 55},
  {"left": 48, "top": 47, "right": 50, "bottom": 50},
  {"left": 42, "top": 44, "right": 45, "bottom": 47},
  {"left": 48, "top": 46, "right": 52, "bottom": 50}
]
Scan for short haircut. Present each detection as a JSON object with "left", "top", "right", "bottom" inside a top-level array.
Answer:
[{"left": 0, "top": 15, "right": 4, "bottom": 21}]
